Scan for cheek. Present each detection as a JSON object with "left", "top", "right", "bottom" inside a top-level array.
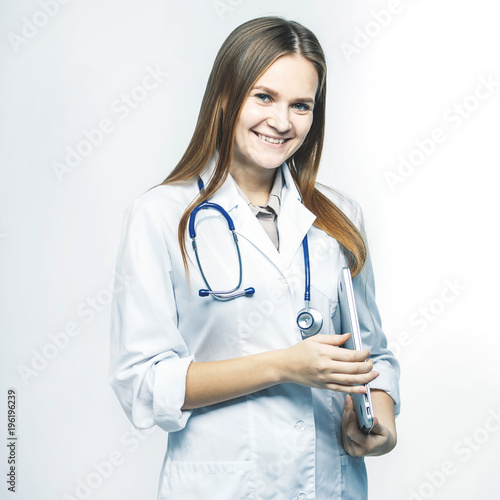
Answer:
[
  {"left": 235, "top": 114, "right": 252, "bottom": 138},
  {"left": 235, "top": 111, "right": 264, "bottom": 146},
  {"left": 299, "top": 116, "right": 314, "bottom": 138},
  {"left": 289, "top": 117, "right": 314, "bottom": 152},
  {"left": 292, "top": 117, "right": 314, "bottom": 147},
  {"left": 243, "top": 106, "right": 265, "bottom": 127}
]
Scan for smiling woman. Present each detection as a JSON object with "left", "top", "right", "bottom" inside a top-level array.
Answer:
[
  {"left": 231, "top": 54, "right": 318, "bottom": 205},
  {"left": 109, "top": 16, "right": 400, "bottom": 500}
]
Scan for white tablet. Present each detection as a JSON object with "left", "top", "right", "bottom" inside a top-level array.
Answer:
[{"left": 338, "top": 267, "right": 375, "bottom": 434}]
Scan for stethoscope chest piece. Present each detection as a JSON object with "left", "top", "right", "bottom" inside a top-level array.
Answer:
[{"left": 297, "top": 305, "right": 323, "bottom": 338}]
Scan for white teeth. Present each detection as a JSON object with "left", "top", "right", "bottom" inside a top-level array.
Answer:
[{"left": 257, "top": 133, "right": 285, "bottom": 144}]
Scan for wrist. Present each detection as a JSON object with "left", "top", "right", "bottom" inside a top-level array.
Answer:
[
  {"left": 267, "top": 348, "right": 289, "bottom": 385},
  {"left": 370, "top": 389, "right": 397, "bottom": 449}
]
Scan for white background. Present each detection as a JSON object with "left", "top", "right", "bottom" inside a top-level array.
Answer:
[{"left": 1, "top": 1, "right": 499, "bottom": 499}]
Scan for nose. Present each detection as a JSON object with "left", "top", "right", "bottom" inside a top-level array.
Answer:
[{"left": 266, "top": 104, "right": 292, "bottom": 133}]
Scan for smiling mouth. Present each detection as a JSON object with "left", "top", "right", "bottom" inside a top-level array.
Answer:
[{"left": 253, "top": 131, "right": 291, "bottom": 145}]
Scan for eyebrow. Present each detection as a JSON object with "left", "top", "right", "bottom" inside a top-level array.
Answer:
[{"left": 252, "top": 85, "right": 315, "bottom": 104}]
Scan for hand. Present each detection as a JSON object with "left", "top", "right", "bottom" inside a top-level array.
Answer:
[
  {"left": 341, "top": 392, "right": 397, "bottom": 457},
  {"left": 277, "top": 333, "right": 379, "bottom": 393}
]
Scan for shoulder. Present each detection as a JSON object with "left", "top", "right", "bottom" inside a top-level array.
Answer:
[
  {"left": 124, "top": 180, "right": 198, "bottom": 224},
  {"left": 118, "top": 181, "right": 199, "bottom": 243},
  {"left": 315, "top": 182, "right": 363, "bottom": 229}
]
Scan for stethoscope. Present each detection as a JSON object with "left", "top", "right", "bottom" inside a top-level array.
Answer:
[{"left": 189, "top": 177, "right": 323, "bottom": 337}]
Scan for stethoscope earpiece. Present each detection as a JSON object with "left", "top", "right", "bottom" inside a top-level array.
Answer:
[{"left": 199, "top": 287, "right": 255, "bottom": 298}]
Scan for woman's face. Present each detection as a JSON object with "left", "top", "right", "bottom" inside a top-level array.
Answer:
[{"left": 231, "top": 54, "right": 319, "bottom": 178}]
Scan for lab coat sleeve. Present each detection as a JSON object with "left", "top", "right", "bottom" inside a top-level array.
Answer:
[
  {"left": 351, "top": 203, "right": 401, "bottom": 417},
  {"left": 109, "top": 197, "right": 194, "bottom": 432}
]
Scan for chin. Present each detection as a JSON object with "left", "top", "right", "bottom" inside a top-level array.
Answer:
[
  {"left": 252, "top": 153, "right": 290, "bottom": 170},
  {"left": 233, "top": 146, "right": 292, "bottom": 173}
]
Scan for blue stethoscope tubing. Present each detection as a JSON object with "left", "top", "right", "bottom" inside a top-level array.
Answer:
[{"left": 189, "top": 177, "right": 323, "bottom": 336}]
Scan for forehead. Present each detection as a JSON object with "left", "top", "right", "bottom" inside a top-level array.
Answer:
[{"left": 253, "top": 54, "right": 318, "bottom": 99}]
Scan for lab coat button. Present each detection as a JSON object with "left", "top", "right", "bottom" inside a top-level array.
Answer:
[
  {"left": 294, "top": 420, "right": 306, "bottom": 431},
  {"left": 296, "top": 493, "right": 307, "bottom": 500}
]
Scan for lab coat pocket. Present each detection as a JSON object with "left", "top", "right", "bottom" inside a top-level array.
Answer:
[
  {"left": 308, "top": 283, "right": 338, "bottom": 336},
  {"left": 160, "top": 461, "right": 252, "bottom": 500},
  {"left": 340, "top": 455, "right": 367, "bottom": 500}
]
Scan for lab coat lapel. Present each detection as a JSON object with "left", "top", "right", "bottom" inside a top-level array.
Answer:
[
  {"left": 200, "top": 157, "right": 316, "bottom": 274},
  {"left": 209, "top": 179, "right": 285, "bottom": 272},
  {"left": 278, "top": 163, "right": 317, "bottom": 270}
]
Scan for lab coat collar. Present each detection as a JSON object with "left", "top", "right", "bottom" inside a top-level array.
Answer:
[{"left": 198, "top": 152, "right": 317, "bottom": 274}]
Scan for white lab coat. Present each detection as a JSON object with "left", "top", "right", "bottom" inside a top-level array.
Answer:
[{"left": 109, "top": 155, "right": 401, "bottom": 500}]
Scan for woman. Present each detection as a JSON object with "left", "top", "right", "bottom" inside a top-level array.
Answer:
[{"left": 109, "top": 16, "right": 400, "bottom": 499}]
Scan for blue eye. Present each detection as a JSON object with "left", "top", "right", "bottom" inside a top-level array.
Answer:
[
  {"left": 293, "top": 103, "right": 311, "bottom": 112},
  {"left": 255, "top": 93, "right": 271, "bottom": 102}
]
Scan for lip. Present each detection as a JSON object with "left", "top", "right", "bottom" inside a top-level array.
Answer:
[{"left": 252, "top": 131, "right": 292, "bottom": 147}]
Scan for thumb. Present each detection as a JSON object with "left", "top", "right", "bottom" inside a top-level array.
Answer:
[
  {"left": 344, "top": 394, "right": 353, "bottom": 410},
  {"left": 369, "top": 416, "right": 384, "bottom": 436},
  {"left": 311, "top": 333, "right": 351, "bottom": 346}
]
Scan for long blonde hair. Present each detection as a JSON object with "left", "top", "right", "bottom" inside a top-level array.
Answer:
[{"left": 159, "top": 16, "right": 366, "bottom": 276}]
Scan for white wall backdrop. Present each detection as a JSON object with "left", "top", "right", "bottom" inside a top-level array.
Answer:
[{"left": 1, "top": 1, "right": 499, "bottom": 499}]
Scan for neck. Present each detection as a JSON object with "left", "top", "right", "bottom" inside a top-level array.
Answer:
[{"left": 230, "top": 165, "right": 278, "bottom": 206}]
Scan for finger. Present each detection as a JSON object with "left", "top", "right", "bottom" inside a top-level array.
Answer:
[
  {"left": 349, "top": 407, "right": 356, "bottom": 425},
  {"left": 342, "top": 394, "right": 354, "bottom": 414},
  {"left": 327, "top": 358, "right": 375, "bottom": 375},
  {"left": 345, "top": 411, "right": 366, "bottom": 456},
  {"left": 311, "top": 333, "right": 371, "bottom": 359},
  {"left": 323, "top": 369, "right": 380, "bottom": 388},
  {"left": 341, "top": 395, "right": 352, "bottom": 427},
  {"left": 333, "top": 372, "right": 379, "bottom": 387},
  {"left": 327, "top": 348, "right": 372, "bottom": 364},
  {"left": 324, "top": 382, "right": 372, "bottom": 394},
  {"left": 310, "top": 333, "right": 351, "bottom": 346},
  {"left": 341, "top": 395, "right": 356, "bottom": 450},
  {"left": 346, "top": 409, "right": 366, "bottom": 445},
  {"left": 345, "top": 394, "right": 354, "bottom": 411},
  {"left": 314, "top": 348, "right": 372, "bottom": 367}
]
